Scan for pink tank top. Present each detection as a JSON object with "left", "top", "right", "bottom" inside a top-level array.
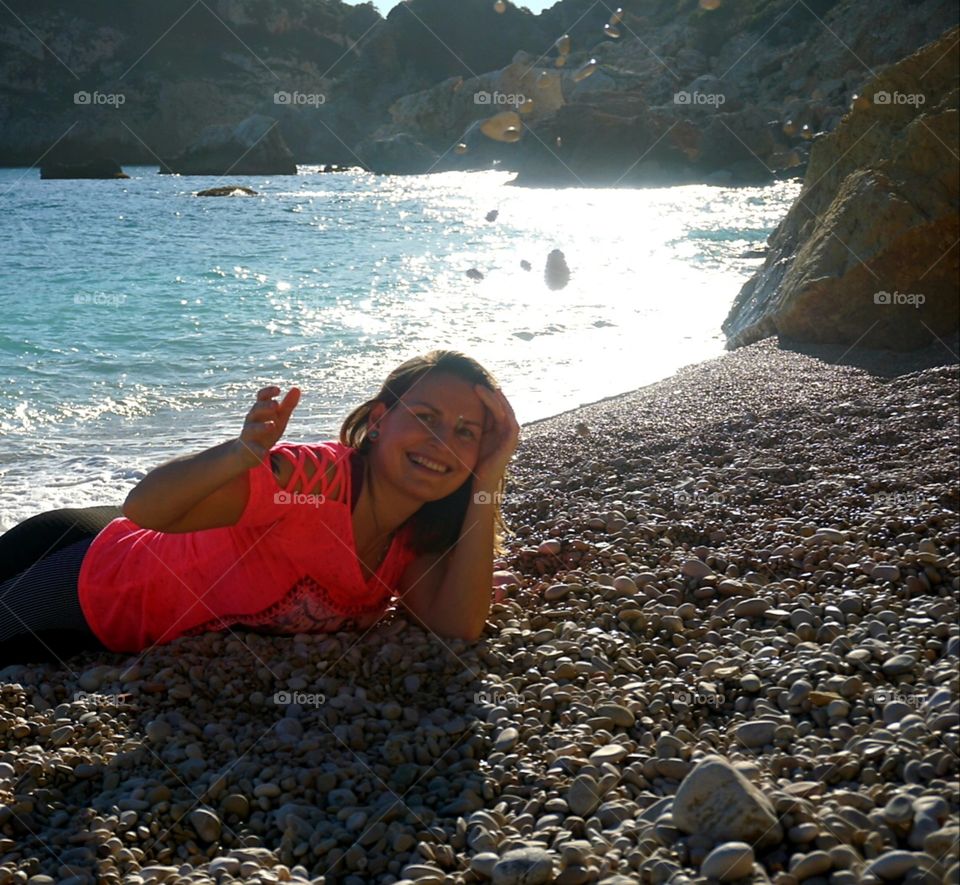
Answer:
[{"left": 77, "top": 441, "right": 418, "bottom": 652}]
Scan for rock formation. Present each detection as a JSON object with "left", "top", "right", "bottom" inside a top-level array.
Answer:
[
  {"left": 3, "top": 0, "right": 955, "bottom": 184},
  {"left": 159, "top": 115, "right": 297, "bottom": 176},
  {"left": 722, "top": 26, "right": 959, "bottom": 352},
  {"left": 39, "top": 158, "right": 129, "bottom": 179},
  {"left": 195, "top": 185, "right": 258, "bottom": 196}
]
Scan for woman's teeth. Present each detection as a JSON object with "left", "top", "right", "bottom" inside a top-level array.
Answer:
[{"left": 408, "top": 453, "right": 448, "bottom": 473}]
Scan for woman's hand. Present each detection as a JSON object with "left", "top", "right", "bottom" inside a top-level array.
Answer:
[
  {"left": 236, "top": 385, "right": 301, "bottom": 468},
  {"left": 472, "top": 385, "right": 520, "bottom": 486}
]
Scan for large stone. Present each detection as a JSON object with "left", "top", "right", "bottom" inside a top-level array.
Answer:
[
  {"left": 160, "top": 114, "right": 297, "bottom": 175},
  {"left": 672, "top": 754, "right": 784, "bottom": 848},
  {"left": 722, "top": 25, "right": 959, "bottom": 352}
]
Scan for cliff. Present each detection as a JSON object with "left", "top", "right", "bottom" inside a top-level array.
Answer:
[
  {"left": 2, "top": 0, "right": 955, "bottom": 185},
  {"left": 721, "top": 25, "right": 959, "bottom": 352}
]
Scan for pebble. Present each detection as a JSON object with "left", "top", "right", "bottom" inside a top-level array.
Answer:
[
  {"left": 491, "top": 848, "right": 555, "bottom": 885},
  {"left": 681, "top": 558, "right": 714, "bottom": 578},
  {"left": 790, "top": 850, "right": 833, "bottom": 879},
  {"left": 735, "top": 719, "right": 777, "bottom": 748},
  {"left": 673, "top": 755, "right": 783, "bottom": 848},
  {"left": 734, "top": 598, "right": 769, "bottom": 618},
  {"left": 881, "top": 654, "right": 917, "bottom": 677},
  {"left": 700, "top": 842, "right": 755, "bottom": 881},
  {"left": 567, "top": 774, "right": 601, "bottom": 817},
  {"left": 189, "top": 808, "right": 221, "bottom": 843},
  {"left": 864, "top": 850, "right": 920, "bottom": 879}
]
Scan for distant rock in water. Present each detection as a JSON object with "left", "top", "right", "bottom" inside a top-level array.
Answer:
[
  {"left": 160, "top": 115, "right": 296, "bottom": 176},
  {"left": 485, "top": 209, "right": 499, "bottom": 222},
  {"left": 723, "top": 26, "right": 959, "bottom": 352},
  {"left": 40, "top": 158, "right": 129, "bottom": 180},
  {"left": 196, "top": 186, "right": 258, "bottom": 197},
  {"left": 544, "top": 249, "right": 570, "bottom": 290},
  {"left": 466, "top": 268, "right": 484, "bottom": 281},
  {"left": 520, "top": 259, "right": 531, "bottom": 271}
]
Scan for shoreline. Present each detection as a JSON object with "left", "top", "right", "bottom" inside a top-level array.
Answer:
[{"left": 520, "top": 334, "right": 960, "bottom": 432}]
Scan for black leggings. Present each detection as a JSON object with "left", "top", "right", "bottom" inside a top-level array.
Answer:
[{"left": 0, "top": 506, "right": 122, "bottom": 665}]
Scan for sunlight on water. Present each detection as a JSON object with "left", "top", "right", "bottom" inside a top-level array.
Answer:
[{"left": 0, "top": 167, "right": 800, "bottom": 529}]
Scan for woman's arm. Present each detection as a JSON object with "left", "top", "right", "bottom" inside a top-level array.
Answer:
[
  {"left": 122, "top": 438, "right": 252, "bottom": 530},
  {"left": 424, "top": 475, "right": 498, "bottom": 641},
  {"left": 401, "top": 384, "right": 520, "bottom": 641},
  {"left": 123, "top": 385, "right": 300, "bottom": 531}
]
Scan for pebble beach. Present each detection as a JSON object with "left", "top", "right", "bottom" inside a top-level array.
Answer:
[{"left": 0, "top": 336, "right": 958, "bottom": 885}]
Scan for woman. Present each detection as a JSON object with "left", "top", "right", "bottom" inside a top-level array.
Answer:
[{"left": 0, "top": 350, "right": 520, "bottom": 665}]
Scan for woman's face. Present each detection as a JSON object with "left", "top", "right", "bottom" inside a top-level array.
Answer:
[{"left": 369, "top": 371, "right": 489, "bottom": 500}]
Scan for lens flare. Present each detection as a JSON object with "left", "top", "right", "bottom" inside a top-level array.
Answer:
[
  {"left": 480, "top": 110, "right": 523, "bottom": 143},
  {"left": 573, "top": 59, "right": 598, "bottom": 82}
]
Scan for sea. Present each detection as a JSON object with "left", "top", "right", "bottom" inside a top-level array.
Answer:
[{"left": 0, "top": 165, "right": 801, "bottom": 531}]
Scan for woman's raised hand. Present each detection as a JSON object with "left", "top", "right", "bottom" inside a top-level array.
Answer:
[{"left": 236, "top": 385, "right": 301, "bottom": 468}]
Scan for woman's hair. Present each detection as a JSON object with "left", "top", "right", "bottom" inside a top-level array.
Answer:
[{"left": 340, "top": 349, "right": 513, "bottom": 559}]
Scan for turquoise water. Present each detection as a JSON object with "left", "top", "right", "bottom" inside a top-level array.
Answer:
[{"left": 0, "top": 165, "right": 800, "bottom": 530}]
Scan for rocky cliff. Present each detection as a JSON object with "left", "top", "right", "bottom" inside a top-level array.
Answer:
[
  {"left": 0, "top": 0, "right": 383, "bottom": 166},
  {"left": 368, "top": 0, "right": 958, "bottom": 185},
  {"left": 721, "top": 25, "right": 959, "bottom": 352},
  {"left": 0, "top": 0, "right": 551, "bottom": 169},
  {"left": 2, "top": 0, "right": 955, "bottom": 183}
]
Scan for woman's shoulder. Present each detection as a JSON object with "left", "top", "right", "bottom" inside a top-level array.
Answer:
[{"left": 268, "top": 440, "right": 355, "bottom": 499}]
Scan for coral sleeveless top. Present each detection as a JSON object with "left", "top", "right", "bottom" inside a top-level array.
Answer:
[{"left": 77, "top": 441, "right": 419, "bottom": 652}]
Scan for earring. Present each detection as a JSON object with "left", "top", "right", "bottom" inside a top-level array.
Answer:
[{"left": 368, "top": 429, "right": 379, "bottom": 441}]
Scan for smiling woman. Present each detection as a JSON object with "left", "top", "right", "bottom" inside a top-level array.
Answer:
[{"left": 0, "top": 349, "right": 520, "bottom": 663}]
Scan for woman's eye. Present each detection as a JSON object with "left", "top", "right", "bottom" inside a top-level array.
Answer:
[
  {"left": 417, "top": 413, "right": 433, "bottom": 423},
  {"left": 459, "top": 427, "right": 476, "bottom": 439}
]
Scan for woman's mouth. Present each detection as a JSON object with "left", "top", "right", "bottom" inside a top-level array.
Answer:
[{"left": 407, "top": 452, "right": 450, "bottom": 474}]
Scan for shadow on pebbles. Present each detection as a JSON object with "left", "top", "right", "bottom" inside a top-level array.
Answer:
[{"left": 0, "top": 338, "right": 957, "bottom": 885}]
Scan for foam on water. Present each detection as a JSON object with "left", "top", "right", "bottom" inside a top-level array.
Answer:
[{"left": 0, "top": 167, "right": 800, "bottom": 530}]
